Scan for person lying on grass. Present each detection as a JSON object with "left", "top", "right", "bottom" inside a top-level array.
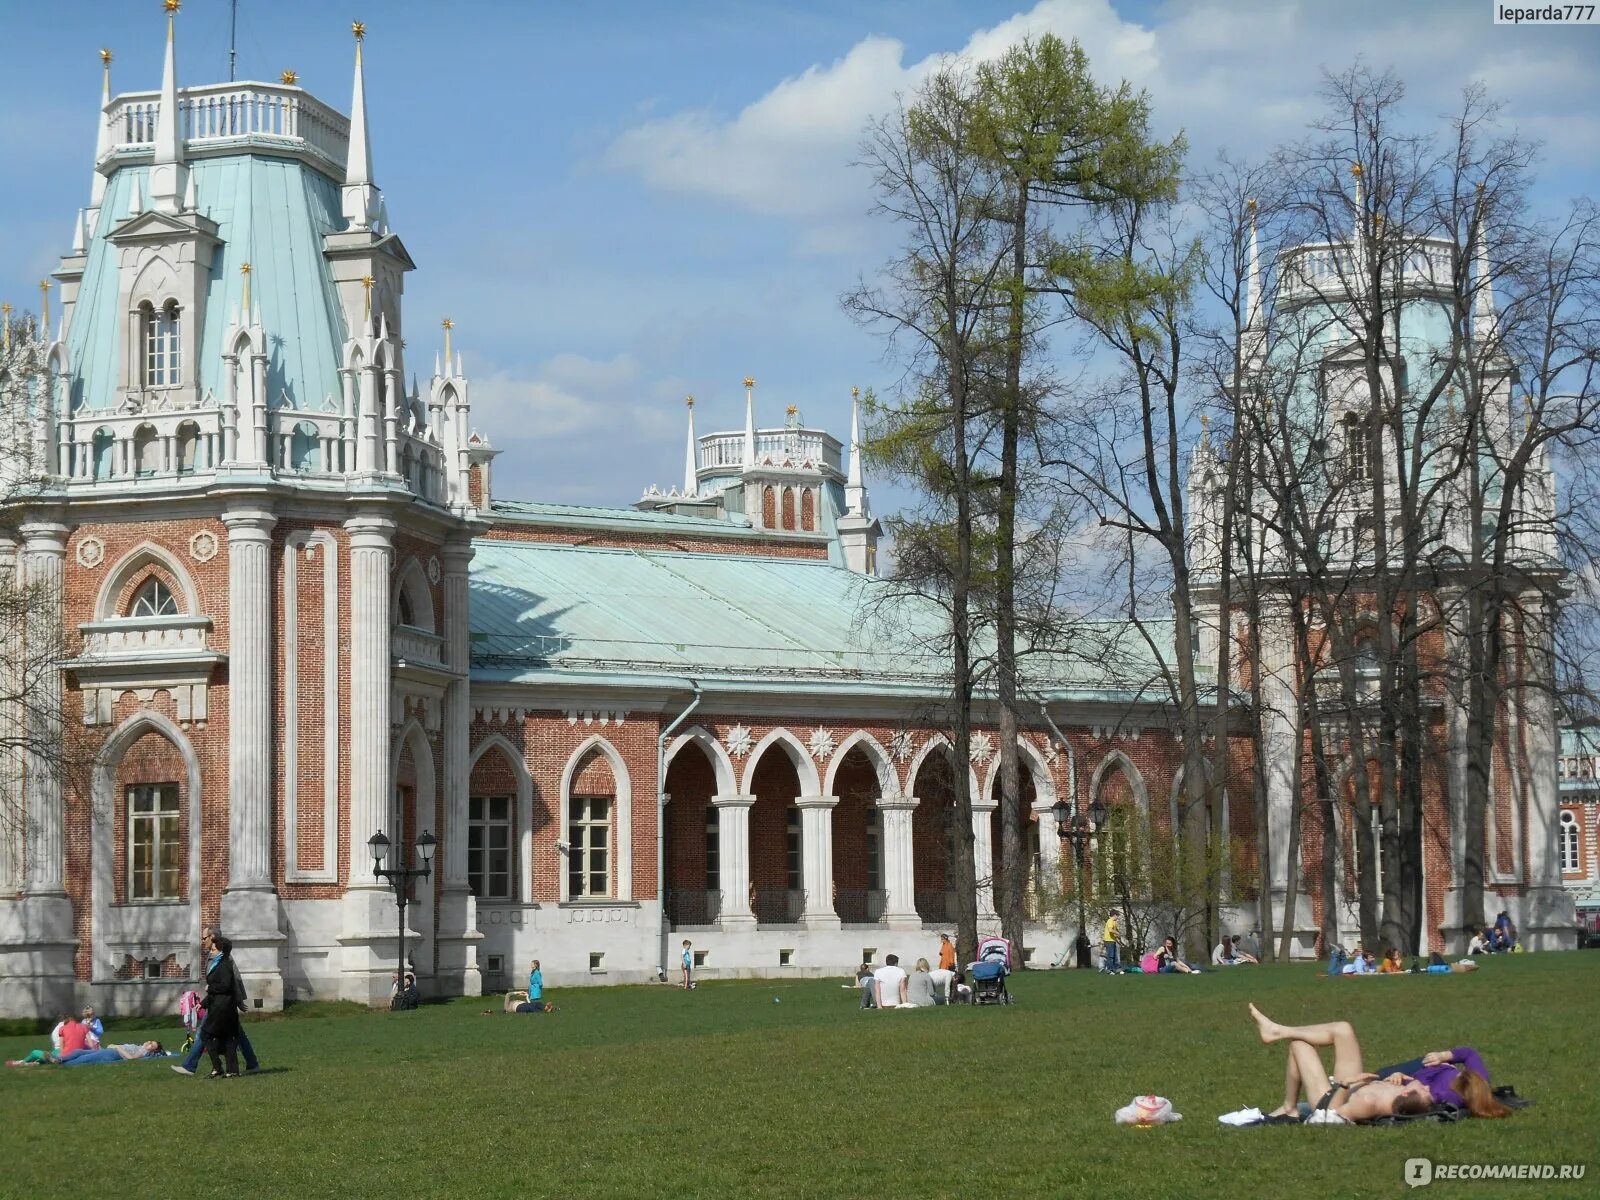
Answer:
[
  {"left": 8, "top": 1040, "right": 165, "bottom": 1067},
  {"left": 1248, "top": 1004, "right": 1509, "bottom": 1123}
]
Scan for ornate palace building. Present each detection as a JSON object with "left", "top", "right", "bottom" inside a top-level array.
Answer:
[{"left": 0, "top": 17, "right": 1575, "bottom": 1017}]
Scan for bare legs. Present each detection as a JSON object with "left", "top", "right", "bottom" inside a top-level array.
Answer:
[{"left": 1252, "top": 1003, "right": 1367, "bottom": 1115}]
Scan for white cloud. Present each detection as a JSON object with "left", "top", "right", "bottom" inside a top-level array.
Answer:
[{"left": 606, "top": 0, "right": 1600, "bottom": 245}]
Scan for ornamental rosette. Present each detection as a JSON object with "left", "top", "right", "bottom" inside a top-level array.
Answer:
[
  {"left": 889, "top": 729, "right": 914, "bottom": 762},
  {"left": 808, "top": 727, "right": 836, "bottom": 761},
  {"left": 725, "top": 724, "right": 753, "bottom": 759},
  {"left": 969, "top": 731, "right": 994, "bottom": 765}
]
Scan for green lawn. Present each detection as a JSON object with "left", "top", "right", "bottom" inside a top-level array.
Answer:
[{"left": 2, "top": 954, "right": 1596, "bottom": 1199}]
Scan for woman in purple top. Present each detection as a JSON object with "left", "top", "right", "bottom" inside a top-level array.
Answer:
[{"left": 1374, "top": 1047, "right": 1510, "bottom": 1117}]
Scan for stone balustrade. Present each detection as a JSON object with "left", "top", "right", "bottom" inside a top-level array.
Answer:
[{"left": 101, "top": 82, "right": 350, "bottom": 176}]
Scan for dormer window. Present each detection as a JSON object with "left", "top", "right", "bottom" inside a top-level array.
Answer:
[
  {"left": 129, "top": 577, "right": 179, "bottom": 618},
  {"left": 142, "top": 300, "right": 182, "bottom": 388}
]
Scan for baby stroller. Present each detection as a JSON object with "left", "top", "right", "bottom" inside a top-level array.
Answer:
[{"left": 969, "top": 934, "right": 1014, "bottom": 1005}]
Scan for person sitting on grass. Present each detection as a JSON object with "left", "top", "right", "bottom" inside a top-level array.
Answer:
[
  {"left": 1212, "top": 938, "right": 1237, "bottom": 966},
  {"left": 1249, "top": 1003, "right": 1434, "bottom": 1123},
  {"left": 1228, "top": 936, "right": 1259, "bottom": 964},
  {"left": 855, "top": 963, "right": 877, "bottom": 1010},
  {"left": 873, "top": 953, "right": 909, "bottom": 1008},
  {"left": 905, "top": 959, "right": 938, "bottom": 1008},
  {"left": 1155, "top": 937, "right": 1200, "bottom": 974},
  {"left": 1378, "top": 948, "right": 1405, "bottom": 974},
  {"left": 1468, "top": 929, "right": 1492, "bottom": 956}
]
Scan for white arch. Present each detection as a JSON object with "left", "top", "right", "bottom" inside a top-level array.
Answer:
[
  {"left": 978, "top": 738, "right": 1060, "bottom": 809},
  {"left": 664, "top": 725, "right": 737, "bottom": 797},
  {"left": 392, "top": 557, "right": 436, "bottom": 632},
  {"left": 559, "top": 735, "right": 634, "bottom": 902},
  {"left": 823, "top": 730, "right": 899, "bottom": 798},
  {"left": 470, "top": 733, "right": 536, "bottom": 905},
  {"left": 739, "top": 727, "right": 822, "bottom": 796},
  {"left": 90, "top": 709, "right": 203, "bottom": 983},
  {"left": 904, "top": 733, "right": 982, "bottom": 800},
  {"left": 1088, "top": 748, "right": 1150, "bottom": 820},
  {"left": 94, "top": 540, "right": 201, "bottom": 620}
]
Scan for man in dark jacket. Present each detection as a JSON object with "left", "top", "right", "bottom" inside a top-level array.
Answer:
[{"left": 201, "top": 932, "right": 246, "bottom": 1077}]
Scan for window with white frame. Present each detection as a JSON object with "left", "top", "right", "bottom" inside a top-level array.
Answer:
[
  {"left": 568, "top": 795, "right": 611, "bottom": 898},
  {"left": 786, "top": 806, "right": 802, "bottom": 891},
  {"left": 1344, "top": 413, "right": 1371, "bottom": 482},
  {"left": 1560, "top": 810, "right": 1580, "bottom": 873},
  {"left": 143, "top": 301, "right": 182, "bottom": 388},
  {"left": 128, "top": 783, "right": 180, "bottom": 900},
  {"left": 705, "top": 809, "right": 720, "bottom": 893},
  {"left": 865, "top": 807, "right": 881, "bottom": 892},
  {"left": 128, "top": 577, "right": 179, "bottom": 618},
  {"left": 468, "top": 795, "right": 514, "bottom": 900}
]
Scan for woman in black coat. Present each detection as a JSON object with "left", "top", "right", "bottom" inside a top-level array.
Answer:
[{"left": 201, "top": 933, "right": 245, "bottom": 1077}]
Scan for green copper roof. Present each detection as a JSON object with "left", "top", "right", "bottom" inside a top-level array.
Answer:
[
  {"left": 468, "top": 538, "right": 1178, "bottom": 700},
  {"left": 68, "top": 155, "right": 347, "bottom": 414}
]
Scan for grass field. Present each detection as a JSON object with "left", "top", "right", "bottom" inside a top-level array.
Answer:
[{"left": 1, "top": 954, "right": 1596, "bottom": 1200}]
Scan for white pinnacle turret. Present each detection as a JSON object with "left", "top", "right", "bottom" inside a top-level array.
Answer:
[
  {"left": 742, "top": 376, "right": 757, "bottom": 470},
  {"left": 1473, "top": 224, "right": 1497, "bottom": 347},
  {"left": 1245, "top": 198, "right": 1261, "bottom": 329},
  {"left": 342, "top": 22, "right": 378, "bottom": 231},
  {"left": 683, "top": 396, "right": 698, "bottom": 496},
  {"left": 845, "top": 386, "right": 868, "bottom": 517},
  {"left": 149, "top": 2, "right": 186, "bottom": 215},
  {"left": 88, "top": 49, "right": 113, "bottom": 218}
]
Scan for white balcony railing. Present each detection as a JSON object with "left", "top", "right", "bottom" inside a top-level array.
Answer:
[
  {"left": 697, "top": 428, "right": 842, "bottom": 475},
  {"left": 79, "top": 616, "right": 213, "bottom": 660},
  {"left": 1278, "top": 238, "right": 1457, "bottom": 305},
  {"left": 393, "top": 625, "right": 445, "bottom": 666},
  {"left": 101, "top": 82, "right": 351, "bottom": 176}
]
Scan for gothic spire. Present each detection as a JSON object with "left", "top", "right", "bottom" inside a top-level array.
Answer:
[
  {"left": 742, "top": 376, "right": 757, "bottom": 470},
  {"left": 89, "top": 49, "right": 113, "bottom": 215},
  {"left": 683, "top": 396, "right": 698, "bottom": 496},
  {"left": 150, "top": 0, "right": 186, "bottom": 215},
  {"left": 342, "top": 21, "right": 377, "bottom": 231},
  {"left": 1245, "top": 198, "right": 1261, "bottom": 329},
  {"left": 845, "top": 386, "right": 869, "bottom": 516}
]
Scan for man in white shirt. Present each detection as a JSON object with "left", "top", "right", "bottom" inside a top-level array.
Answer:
[
  {"left": 927, "top": 965, "right": 957, "bottom": 1004},
  {"left": 873, "top": 954, "right": 909, "bottom": 1009}
]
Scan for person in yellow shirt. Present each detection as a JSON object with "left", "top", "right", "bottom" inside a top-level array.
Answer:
[
  {"left": 1377, "top": 947, "right": 1404, "bottom": 974},
  {"left": 1101, "top": 913, "right": 1122, "bottom": 973}
]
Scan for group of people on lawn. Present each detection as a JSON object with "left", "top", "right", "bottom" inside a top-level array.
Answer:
[
  {"left": 856, "top": 935, "right": 972, "bottom": 1009},
  {"left": 1097, "top": 913, "right": 1259, "bottom": 975},
  {"left": 6, "top": 1006, "right": 164, "bottom": 1068}
]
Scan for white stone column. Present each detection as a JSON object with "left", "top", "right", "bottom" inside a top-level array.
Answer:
[
  {"left": 0, "top": 541, "right": 20, "bottom": 896},
  {"left": 434, "top": 539, "right": 481, "bottom": 995},
  {"left": 346, "top": 511, "right": 395, "bottom": 869},
  {"left": 222, "top": 508, "right": 275, "bottom": 890},
  {"left": 877, "top": 793, "right": 921, "bottom": 930},
  {"left": 796, "top": 794, "right": 840, "bottom": 929},
  {"left": 1258, "top": 601, "right": 1314, "bottom": 953},
  {"left": 1520, "top": 592, "right": 1577, "bottom": 949},
  {"left": 18, "top": 521, "right": 67, "bottom": 896},
  {"left": 1035, "top": 800, "right": 1062, "bottom": 887},
  {"left": 6, "top": 519, "right": 77, "bottom": 1017},
  {"left": 357, "top": 363, "right": 380, "bottom": 473},
  {"left": 712, "top": 793, "right": 756, "bottom": 929},
  {"left": 219, "top": 506, "right": 286, "bottom": 1008},
  {"left": 972, "top": 800, "right": 998, "bottom": 920},
  {"left": 338, "top": 509, "right": 399, "bottom": 1004}
]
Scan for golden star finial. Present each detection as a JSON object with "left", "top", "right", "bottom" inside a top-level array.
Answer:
[
  {"left": 441, "top": 317, "right": 454, "bottom": 330},
  {"left": 1350, "top": 163, "right": 1363, "bottom": 178},
  {"left": 100, "top": 48, "right": 113, "bottom": 65},
  {"left": 281, "top": 69, "right": 299, "bottom": 85},
  {"left": 744, "top": 376, "right": 756, "bottom": 389},
  {"left": 786, "top": 405, "right": 798, "bottom": 416},
  {"left": 164, "top": 0, "right": 180, "bottom": 14},
  {"left": 240, "top": 262, "right": 252, "bottom": 275},
  {"left": 1246, "top": 197, "right": 1257, "bottom": 213},
  {"left": 39, "top": 279, "right": 51, "bottom": 294},
  {"left": 685, "top": 395, "right": 695, "bottom": 408},
  {"left": 360, "top": 275, "right": 374, "bottom": 289},
  {"left": 851, "top": 386, "right": 860, "bottom": 398},
  {"left": 1200, "top": 413, "right": 1210, "bottom": 431},
  {"left": 352, "top": 19, "right": 366, "bottom": 40}
]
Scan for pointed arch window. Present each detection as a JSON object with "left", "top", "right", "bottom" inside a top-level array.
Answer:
[
  {"left": 1560, "top": 810, "right": 1580, "bottom": 873},
  {"left": 143, "top": 301, "right": 182, "bottom": 388},
  {"left": 129, "top": 577, "right": 180, "bottom": 618}
]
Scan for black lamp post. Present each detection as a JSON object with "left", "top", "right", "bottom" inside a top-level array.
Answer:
[
  {"left": 1053, "top": 798, "right": 1107, "bottom": 967},
  {"left": 369, "top": 828, "right": 435, "bottom": 1004}
]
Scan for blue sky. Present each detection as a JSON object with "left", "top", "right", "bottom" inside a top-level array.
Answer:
[{"left": 2, "top": 0, "right": 1597, "bottom": 510}]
